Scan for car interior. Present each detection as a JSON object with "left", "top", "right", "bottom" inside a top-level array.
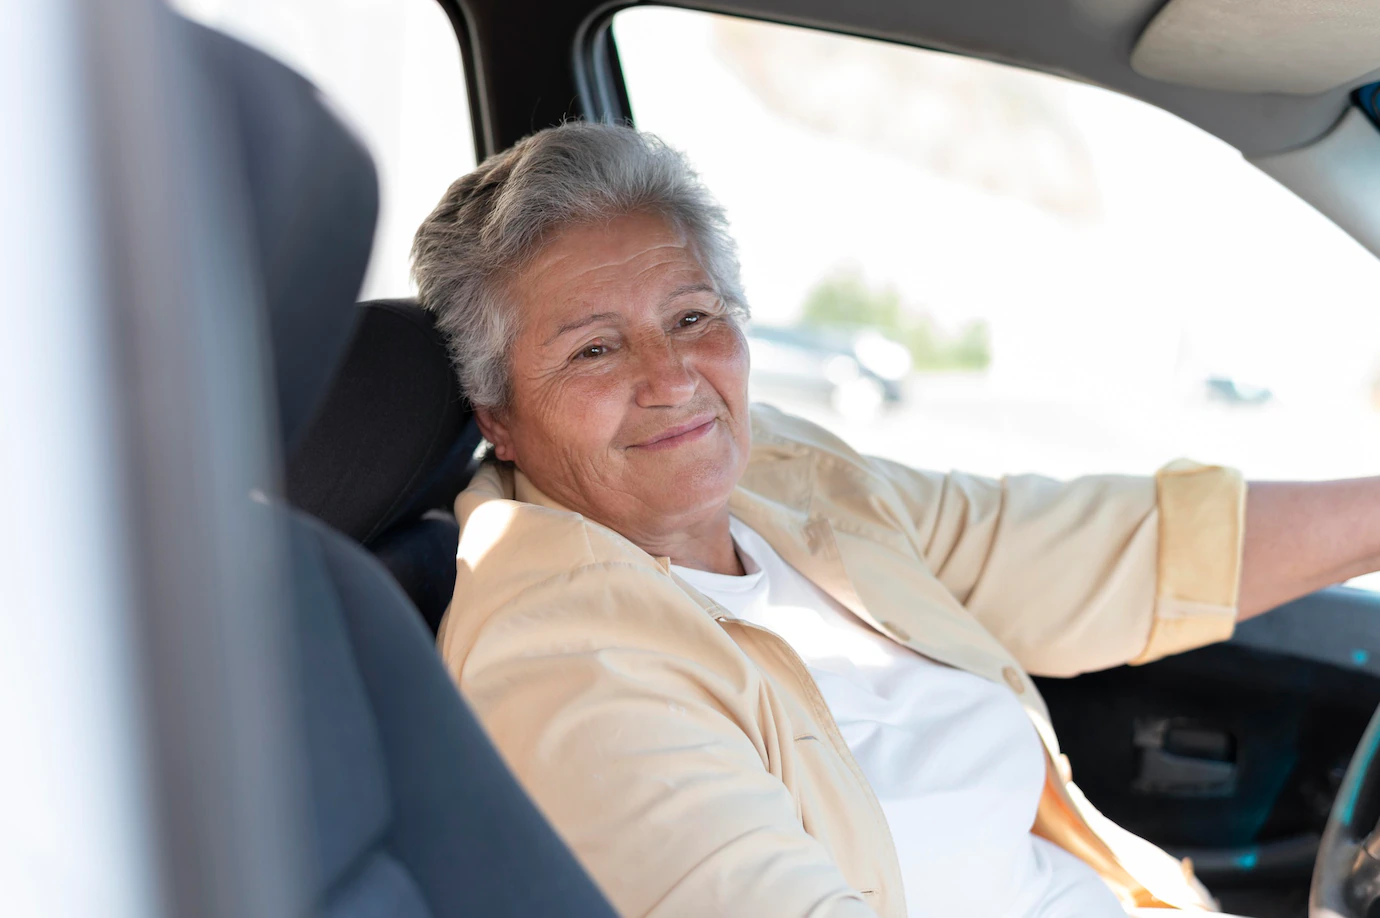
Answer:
[
  {"left": 191, "top": 20, "right": 618, "bottom": 917},
  {"left": 15, "top": 0, "right": 1380, "bottom": 916}
]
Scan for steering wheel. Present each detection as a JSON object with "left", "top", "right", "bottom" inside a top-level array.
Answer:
[{"left": 1313, "top": 705, "right": 1380, "bottom": 917}]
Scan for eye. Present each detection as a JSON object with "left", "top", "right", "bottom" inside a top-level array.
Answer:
[
  {"left": 573, "top": 342, "right": 608, "bottom": 361},
  {"left": 677, "top": 311, "right": 707, "bottom": 328}
]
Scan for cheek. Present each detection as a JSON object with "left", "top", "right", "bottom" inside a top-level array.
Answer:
[
  {"left": 518, "top": 371, "right": 629, "bottom": 462},
  {"left": 700, "top": 326, "right": 751, "bottom": 406}
]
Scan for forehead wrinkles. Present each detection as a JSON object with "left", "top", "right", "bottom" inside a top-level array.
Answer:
[
  {"left": 526, "top": 235, "right": 694, "bottom": 298},
  {"left": 524, "top": 233, "right": 709, "bottom": 339},
  {"left": 507, "top": 214, "right": 712, "bottom": 360},
  {"left": 525, "top": 211, "right": 688, "bottom": 282}
]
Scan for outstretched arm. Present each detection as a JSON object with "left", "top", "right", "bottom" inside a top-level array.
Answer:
[
  {"left": 1239, "top": 478, "right": 1380, "bottom": 619},
  {"left": 868, "top": 456, "right": 1245, "bottom": 675}
]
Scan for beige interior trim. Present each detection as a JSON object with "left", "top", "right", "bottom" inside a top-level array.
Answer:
[
  {"left": 1131, "top": 0, "right": 1380, "bottom": 95},
  {"left": 1251, "top": 108, "right": 1380, "bottom": 257}
]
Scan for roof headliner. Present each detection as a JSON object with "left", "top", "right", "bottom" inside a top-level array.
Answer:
[
  {"left": 677, "top": 0, "right": 1366, "bottom": 156},
  {"left": 1131, "top": 0, "right": 1380, "bottom": 96}
]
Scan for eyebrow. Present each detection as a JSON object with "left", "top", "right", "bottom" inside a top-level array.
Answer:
[
  {"left": 541, "top": 284, "right": 718, "bottom": 346},
  {"left": 544, "top": 311, "right": 621, "bottom": 346},
  {"left": 660, "top": 282, "right": 717, "bottom": 305}
]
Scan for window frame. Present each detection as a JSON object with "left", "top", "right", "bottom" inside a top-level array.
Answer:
[
  {"left": 580, "top": 5, "right": 1380, "bottom": 154},
  {"left": 434, "top": 0, "right": 499, "bottom": 159}
]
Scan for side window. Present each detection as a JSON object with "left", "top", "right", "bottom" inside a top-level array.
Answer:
[
  {"left": 613, "top": 8, "right": 1380, "bottom": 491},
  {"left": 172, "top": 0, "right": 477, "bottom": 299}
]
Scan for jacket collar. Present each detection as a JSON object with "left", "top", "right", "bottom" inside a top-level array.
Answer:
[
  {"left": 463, "top": 425, "right": 876, "bottom": 635},
  {"left": 461, "top": 461, "right": 589, "bottom": 516}
]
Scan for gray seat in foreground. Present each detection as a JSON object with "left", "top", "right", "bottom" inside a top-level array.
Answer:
[{"left": 195, "top": 19, "right": 617, "bottom": 918}]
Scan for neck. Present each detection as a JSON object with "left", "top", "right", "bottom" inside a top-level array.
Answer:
[
  {"left": 635, "top": 505, "right": 743, "bottom": 576},
  {"left": 507, "top": 466, "right": 744, "bottom": 575}
]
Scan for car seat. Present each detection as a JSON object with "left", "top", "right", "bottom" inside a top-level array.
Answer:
[
  {"left": 286, "top": 298, "right": 481, "bottom": 633},
  {"left": 194, "top": 17, "right": 615, "bottom": 918}
]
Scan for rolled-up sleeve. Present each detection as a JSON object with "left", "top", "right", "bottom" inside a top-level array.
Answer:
[
  {"left": 870, "top": 457, "right": 1246, "bottom": 676},
  {"left": 1134, "top": 459, "right": 1246, "bottom": 665}
]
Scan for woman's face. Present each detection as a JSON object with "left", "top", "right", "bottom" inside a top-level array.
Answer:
[{"left": 475, "top": 212, "right": 752, "bottom": 541}]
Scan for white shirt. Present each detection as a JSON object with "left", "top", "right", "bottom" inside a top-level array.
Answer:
[{"left": 672, "top": 517, "right": 1124, "bottom": 918}]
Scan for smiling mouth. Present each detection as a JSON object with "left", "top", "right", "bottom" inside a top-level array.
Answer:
[{"left": 632, "top": 416, "right": 717, "bottom": 451}]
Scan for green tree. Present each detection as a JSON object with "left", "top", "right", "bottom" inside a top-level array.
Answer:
[
  {"left": 802, "top": 270, "right": 903, "bottom": 330},
  {"left": 800, "top": 269, "right": 991, "bottom": 373}
]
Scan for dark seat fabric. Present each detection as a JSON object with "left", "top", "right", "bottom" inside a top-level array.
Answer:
[
  {"left": 289, "top": 511, "right": 614, "bottom": 918},
  {"left": 286, "top": 298, "right": 479, "bottom": 629},
  {"left": 287, "top": 299, "right": 481, "bottom": 546},
  {"left": 370, "top": 512, "right": 462, "bottom": 635},
  {"left": 193, "top": 18, "right": 617, "bottom": 918},
  {"left": 197, "top": 18, "right": 376, "bottom": 452}
]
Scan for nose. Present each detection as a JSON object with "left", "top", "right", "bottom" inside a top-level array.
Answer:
[{"left": 634, "top": 336, "right": 697, "bottom": 408}]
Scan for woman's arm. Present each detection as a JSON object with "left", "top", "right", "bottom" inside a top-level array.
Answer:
[
  {"left": 867, "top": 457, "right": 1246, "bottom": 675},
  {"left": 1240, "top": 478, "right": 1380, "bottom": 619}
]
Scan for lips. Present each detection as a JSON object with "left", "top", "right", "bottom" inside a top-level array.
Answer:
[{"left": 631, "top": 415, "right": 717, "bottom": 450}]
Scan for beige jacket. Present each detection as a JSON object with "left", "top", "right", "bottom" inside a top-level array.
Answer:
[{"left": 438, "top": 405, "right": 1246, "bottom": 917}]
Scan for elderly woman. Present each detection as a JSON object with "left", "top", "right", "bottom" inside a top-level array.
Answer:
[{"left": 412, "top": 122, "right": 1380, "bottom": 918}]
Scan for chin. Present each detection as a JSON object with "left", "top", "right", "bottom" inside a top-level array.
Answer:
[{"left": 644, "top": 453, "right": 742, "bottom": 518}]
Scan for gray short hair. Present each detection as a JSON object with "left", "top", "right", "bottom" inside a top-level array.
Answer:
[{"left": 411, "top": 121, "right": 749, "bottom": 409}]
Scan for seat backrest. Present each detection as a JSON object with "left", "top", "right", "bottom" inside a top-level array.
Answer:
[
  {"left": 287, "top": 298, "right": 480, "bottom": 630},
  {"left": 369, "top": 511, "right": 462, "bottom": 635},
  {"left": 287, "top": 511, "right": 614, "bottom": 918},
  {"left": 196, "top": 20, "right": 616, "bottom": 917},
  {"left": 287, "top": 298, "right": 480, "bottom": 546}
]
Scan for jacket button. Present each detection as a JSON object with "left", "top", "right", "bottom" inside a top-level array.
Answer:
[
  {"left": 880, "top": 620, "right": 910, "bottom": 642},
  {"left": 1002, "top": 666, "right": 1025, "bottom": 694}
]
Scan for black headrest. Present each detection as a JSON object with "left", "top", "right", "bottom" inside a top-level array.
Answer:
[
  {"left": 287, "top": 299, "right": 481, "bottom": 544},
  {"left": 194, "top": 23, "right": 379, "bottom": 449}
]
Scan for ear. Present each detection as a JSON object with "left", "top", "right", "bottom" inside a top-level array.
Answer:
[{"left": 474, "top": 406, "right": 518, "bottom": 463}]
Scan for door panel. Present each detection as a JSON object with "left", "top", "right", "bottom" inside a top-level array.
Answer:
[{"left": 1035, "top": 587, "right": 1380, "bottom": 896}]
